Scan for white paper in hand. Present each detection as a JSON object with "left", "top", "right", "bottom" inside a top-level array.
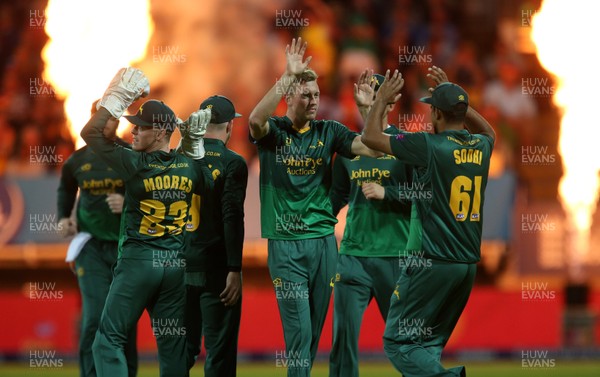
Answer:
[{"left": 65, "top": 232, "right": 93, "bottom": 262}]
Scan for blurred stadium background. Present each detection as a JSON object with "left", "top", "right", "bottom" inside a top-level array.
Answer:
[{"left": 1, "top": 0, "right": 599, "bottom": 375}]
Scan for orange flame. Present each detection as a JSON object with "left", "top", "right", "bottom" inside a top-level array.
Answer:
[
  {"left": 531, "top": 0, "right": 599, "bottom": 278},
  {"left": 42, "top": 0, "right": 154, "bottom": 148}
]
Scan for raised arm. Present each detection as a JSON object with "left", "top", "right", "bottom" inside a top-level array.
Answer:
[
  {"left": 465, "top": 107, "right": 496, "bottom": 141},
  {"left": 362, "top": 70, "right": 404, "bottom": 155},
  {"left": 248, "top": 38, "right": 312, "bottom": 140},
  {"left": 426, "top": 66, "right": 495, "bottom": 141},
  {"left": 81, "top": 67, "right": 149, "bottom": 177},
  {"left": 350, "top": 135, "right": 385, "bottom": 158},
  {"left": 354, "top": 69, "right": 376, "bottom": 123}
]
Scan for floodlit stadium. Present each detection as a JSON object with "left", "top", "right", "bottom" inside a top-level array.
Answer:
[{"left": 0, "top": 0, "right": 599, "bottom": 376}]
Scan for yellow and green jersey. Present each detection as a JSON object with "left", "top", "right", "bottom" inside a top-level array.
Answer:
[
  {"left": 57, "top": 146, "right": 126, "bottom": 241},
  {"left": 330, "top": 127, "right": 411, "bottom": 257},
  {"left": 184, "top": 138, "right": 248, "bottom": 272},
  {"left": 81, "top": 109, "right": 213, "bottom": 260},
  {"left": 389, "top": 129, "right": 494, "bottom": 263},
  {"left": 253, "top": 116, "right": 357, "bottom": 240}
]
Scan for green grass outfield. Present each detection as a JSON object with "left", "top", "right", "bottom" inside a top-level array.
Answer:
[{"left": 2, "top": 361, "right": 600, "bottom": 376}]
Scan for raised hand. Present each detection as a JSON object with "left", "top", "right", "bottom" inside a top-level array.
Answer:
[
  {"left": 177, "top": 108, "right": 211, "bottom": 159},
  {"left": 426, "top": 66, "right": 449, "bottom": 92},
  {"left": 97, "top": 67, "right": 150, "bottom": 118},
  {"left": 181, "top": 108, "right": 211, "bottom": 139},
  {"left": 285, "top": 38, "right": 312, "bottom": 76},
  {"left": 354, "top": 69, "right": 376, "bottom": 108},
  {"left": 376, "top": 70, "right": 404, "bottom": 105}
]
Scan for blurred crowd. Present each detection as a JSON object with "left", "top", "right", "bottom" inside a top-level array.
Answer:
[{"left": 0, "top": 0, "right": 554, "bottom": 183}]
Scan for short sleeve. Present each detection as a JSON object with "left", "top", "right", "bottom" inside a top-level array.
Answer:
[
  {"left": 251, "top": 117, "right": 287, "bottom": 148},
  {"left": 331, "top": 121, "right": 358, "bottom": 159},
  {"left": 389, "top": 132, "right": 429, "bottom": 166}
]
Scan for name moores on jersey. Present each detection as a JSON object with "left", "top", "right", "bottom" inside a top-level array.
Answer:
[{"left": 143, "top": 175, "right": 193, "bottom": 193}]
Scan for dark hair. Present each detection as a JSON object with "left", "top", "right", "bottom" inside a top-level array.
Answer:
[{"left": 439, "top": 103, "right": 467, "bottom": 124}]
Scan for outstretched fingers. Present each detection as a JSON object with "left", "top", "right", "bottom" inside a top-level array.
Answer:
[{"left": 426, "top": 65, "right": 449, "bottom": 92}]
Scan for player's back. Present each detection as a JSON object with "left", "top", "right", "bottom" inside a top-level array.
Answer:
[
  {"left": 409, "top": 129, "right": 493, "bottom": 263},
  {"left": 119, "top": 150, "right": 208, "bottom": 260},
  {"left": 63, "top": 146, "right": 125, "bottom": 241},
  {"left": 184, "top": 138, "right": 247, "bottom": 269}
]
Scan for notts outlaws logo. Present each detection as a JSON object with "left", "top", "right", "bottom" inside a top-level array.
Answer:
[
  {"left": 329, "top": 273, "right": 340, "bottom": 287},
  {"left": 393, "top": 285, "right": 400, "bottom": 300}
]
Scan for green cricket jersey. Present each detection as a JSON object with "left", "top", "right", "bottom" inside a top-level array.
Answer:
[
  {"left": 253, "top": 116, "right": 357, "bottom": 240},
  {"left": 81, "top": 108, "right": 214, "bottom": 260},
  {"left": 185, "top": 138, "right": 248, "bottom": 272},
  {"left": 330, "top": 127, "right": 411, "bottom": 257},
  {"left": 57, "top": 145, "right": 126, "bottom": 241},
  {"left": 389, "top": 129, "right": 494, "bottom": 263}
]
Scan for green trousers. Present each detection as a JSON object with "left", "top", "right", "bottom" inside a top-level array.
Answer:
[
  {"left": 329, "top": 254, "right": 399, "bottom": 377},
  {"left": 267, "top": 234, "right": 337, "bottom": 377},
  {"left": 383, "top": 257, "right": 476, "bottom": 377},
  {"left": 184, "top": 269, "right": 241, "bottom": 377},
  {"left": 75, "top": 238, "right": 137, "bottom": 377},
  {"left": 92, "top": 257, "right": 187, "bottom": 377}
]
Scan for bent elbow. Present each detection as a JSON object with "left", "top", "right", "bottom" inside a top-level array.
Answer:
[{"left": 361, "top": 134, "right": 376, "bottom": 149}]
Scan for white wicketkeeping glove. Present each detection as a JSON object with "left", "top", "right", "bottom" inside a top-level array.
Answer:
[
  {"left": 97, "top": 67, "right": 150, "bottom": 118},
  {"left": 176, "top": 108, "right": 211, "bottom": 159}
]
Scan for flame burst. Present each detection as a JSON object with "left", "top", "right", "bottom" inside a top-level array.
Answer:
[
  {"left": 531, "top": 0, "right": 599, "bottom": 279},
  {"left": 42, "top": 0, "right": 154, "bottom": 147}
]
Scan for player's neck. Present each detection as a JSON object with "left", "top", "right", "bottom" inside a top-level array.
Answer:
[
  {"left": 144, "top": 141, "right": 170, "bottom": 153},
  {"left": 287, "top": 115, "right": 310, "bottom": 132},
  {"left": 440, "top": 122, "right": 464, "bottom": 132},
  {"left": 204, "top": 131, "right": 227, "bottom": 144}
]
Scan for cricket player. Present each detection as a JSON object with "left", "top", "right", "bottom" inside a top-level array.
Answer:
[
  {"left": 81, "top": 67, "right": 213, "bottom": 377},
  {"left": 362, "top": 67, "right": 495, "bottom": 376},
  {"left": 184, "top": 95, "right": 248, "bottom": 377},
  {"left": 248, "top": 38, "right": 381, "bottom": 377},
  {"left": 57, "top": 102, "right": 137, "bottom": 377},
  {"left": 328, "top": 72, "right": 411, "bottom": 377}
]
